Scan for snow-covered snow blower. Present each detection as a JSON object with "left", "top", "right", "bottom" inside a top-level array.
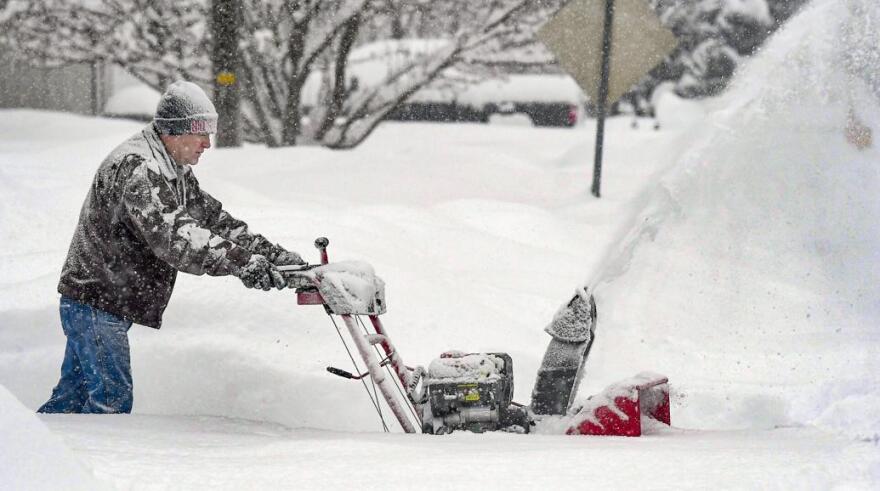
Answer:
[{"left": 281, "top": 238, "right": 671, "bottom": 437}]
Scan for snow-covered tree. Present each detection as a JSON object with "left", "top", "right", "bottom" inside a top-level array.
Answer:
[
  {"left": 1, "top": 0, "right": 559, "bottom": 149},
  {"left": 602, "top": 0, "right": 808, "bottom": 106}
]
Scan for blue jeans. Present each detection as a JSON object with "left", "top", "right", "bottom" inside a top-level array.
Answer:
[{"left": 38, "top": 296, "right": 134, "bottom": 414}]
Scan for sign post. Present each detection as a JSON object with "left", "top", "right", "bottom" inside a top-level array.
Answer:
[
  {"left": 592, "top": 0, "right": 615, "bottom": 198},
  {"left": 538, "top": 0, "right": 678, "bottom": 198}
]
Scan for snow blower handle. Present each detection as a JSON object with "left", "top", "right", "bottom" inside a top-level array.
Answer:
[
  {"left": 314, "top": 237, "right": 329, "bottom": 265},
  {"left": 327, "top": 366, "right": 354, "bottom": 379},
  {"left": 326, "top": 366, "right": 372, "bottom": 380}
]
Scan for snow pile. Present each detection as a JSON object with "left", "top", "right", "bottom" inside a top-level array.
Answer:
[
  {"left": 651, "top": 82, "right": 707, "bottom": 130},
  {"left": 427, "top": 353, "right": 504, "bottom": 383},
  {"left": 584, "top": 0, "right": 880, "bottom": 440},
  {"left": 311, "top": 261, "right": 386, "bottom": 315},
  {"left": 0, "top": 385, "right": 106, "bottom": 490}
]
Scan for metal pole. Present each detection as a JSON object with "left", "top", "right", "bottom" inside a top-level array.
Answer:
[
  {"left": 591, "top": 0, "right": 615, "bottom": 198},
  {"left": 340, "top": 314, "right": 418, "bottom": 433}
]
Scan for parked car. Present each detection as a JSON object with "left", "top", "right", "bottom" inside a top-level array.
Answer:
[
  {"left": 303, "top": 39, "right": 588, "bottom": 128},
  {"left": 388, "top": 72, "right": 586, "bottom": 127}
]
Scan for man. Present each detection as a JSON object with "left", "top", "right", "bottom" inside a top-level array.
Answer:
[{"left": 38, "top": 81, "right": 305, "bottom": 414}]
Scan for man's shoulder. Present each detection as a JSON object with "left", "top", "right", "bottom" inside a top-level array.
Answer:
[
  {"left": 107, "top": 126, "right": 151, "bottom": 156},
  {"left": 100, "top": 126, "right": 165, "bottom": 178}
]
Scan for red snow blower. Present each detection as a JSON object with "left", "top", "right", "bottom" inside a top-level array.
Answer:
[{"left": 280, "top": 238, "right": 671, "bottom": 437}]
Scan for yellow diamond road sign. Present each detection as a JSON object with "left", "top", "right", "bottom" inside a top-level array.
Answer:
[{"left": 538, "top": 0, "right": 678, "bottom": 106}]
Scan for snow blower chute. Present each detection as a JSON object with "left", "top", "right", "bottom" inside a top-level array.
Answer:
[{"left": 281, "top": 238, "right": 671, "bottom": 436}]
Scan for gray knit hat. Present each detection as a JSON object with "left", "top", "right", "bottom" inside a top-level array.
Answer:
[{"left": 153, "top": 81, "right": 218, "bottom": 135}]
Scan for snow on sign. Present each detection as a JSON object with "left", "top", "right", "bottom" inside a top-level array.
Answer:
[{"left": 537, "top": 0, "right": 677, "bottom": 105}]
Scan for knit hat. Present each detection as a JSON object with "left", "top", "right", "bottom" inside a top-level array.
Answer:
[{"left": 153, "top": 81, "right": 218, "bottom": 135}]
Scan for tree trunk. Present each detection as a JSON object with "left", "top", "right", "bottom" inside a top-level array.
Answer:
[
  {"left": 389, "top": 1, "right": 404, "bottom": 39},
  {"left": 281, "top": 23, "right": 307, "bottom": 146},
  {"left": 315, "top": 12, "right": 361, "bottom": 142},
  {"left": 211, "top": 0, "right": 242, "bottom": 147}
]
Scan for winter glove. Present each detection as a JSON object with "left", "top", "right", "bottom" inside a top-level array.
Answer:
[
  {"left": 284, "top": 273, "right": 316, "bottom": 290},
  {"left": 238, "top": 254, "right": 287, "bottom": 291},
  {"left": 272, "top": 249, "right": 306, "bottom": 266}
]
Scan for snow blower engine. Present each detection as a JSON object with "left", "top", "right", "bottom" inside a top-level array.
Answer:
[
  {"left": 283, "top": 237, "right": 671, "bottom": 437},
  {"left": 421, "top": 351, "right": 530, "bottom": 434}
]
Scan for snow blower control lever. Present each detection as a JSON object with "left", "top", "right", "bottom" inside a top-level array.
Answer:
[
  {"left": 289, "top": 237, "right": 672, "bottom": 436},
  {"left": 314, "top": 237, "right": 329, "bottom": 265}
]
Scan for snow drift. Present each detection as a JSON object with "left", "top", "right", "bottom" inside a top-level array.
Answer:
[
  {"left": 0, "top": 384, "right": 106, "bottom": 489},
  {"left": 583, "top": 0, "right": 880, "bottom": 440}
]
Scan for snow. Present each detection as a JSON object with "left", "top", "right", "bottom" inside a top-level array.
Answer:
[
  {"left": 0, "top": 0, "right": 879, "bottom": 487},
  {"left": 454, "top": 74, "right": 586, "bottom": 107},
  {"left": 581, "top": 0, "right": 880, "bottom": 441},
  {"left": 310, "top": 261, "right": 387, "bottom": 315},
  {"left": 543, "top": 285, "right": 593, "bottom": 343},
  {"left": 103, "top": 84, "right": 160, "bottom": 118},
  {"left": 565, "top": 372, "right": 668, "bottom": 427},
  {"left": 177, "top": 222, "right": 212, "bottom": 250},
  {"left": 0, "top": 385, "right": 106, "bottom": 490},
  {"left": 426, "top": 353, "right": 504, "bottom": 382},
  {"left": 652, "top": 82, "right": 707, "bottom": 130},
  {"left": 159, "top": 80, "right": 216, "bottom": 119},
  {"left": 722, "top": 0, "right": 773, "bottom": 26}
]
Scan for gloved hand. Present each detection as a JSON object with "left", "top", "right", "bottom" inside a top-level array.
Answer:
[
  {"left": 283, "top": 274, "right": 315, "bottom": 291},
  {"left": 238, "top": 254, "right": 286, "bottom": 291},
  {"left": 272, "top": 249, "right": 306, "bottom": 266}
]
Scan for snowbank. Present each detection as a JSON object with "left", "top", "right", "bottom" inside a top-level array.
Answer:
[
  {"left": 583, "top": 0, "right": 880, "bottom": 439},
  {"left": 0, "top": 385, "right": 106, "bottom": 489}
]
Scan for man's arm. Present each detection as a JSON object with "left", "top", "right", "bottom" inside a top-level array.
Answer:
[
  {"left": 123, "top": 163, "right": 253, "bottom": 276},
  {"left": 195, "top": 182, "right": 305, "bottom": 265}
]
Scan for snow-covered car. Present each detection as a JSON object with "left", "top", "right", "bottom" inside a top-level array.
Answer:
[
  {"left": 390, "top": 72, "right": 586, "bottom": 127},
  {"left": 302, "top": 39, "right": 587, "bottom": 128}
]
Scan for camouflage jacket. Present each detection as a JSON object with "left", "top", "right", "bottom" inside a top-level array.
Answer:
[{"left": 58, "top": 124, "right": 285, "bottom": 328}]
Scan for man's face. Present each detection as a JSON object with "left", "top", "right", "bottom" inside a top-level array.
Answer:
[{"left": 160, "top": 133, "right": 212, "bottom": 166}]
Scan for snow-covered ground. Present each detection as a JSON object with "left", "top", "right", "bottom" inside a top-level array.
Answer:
[{"left": 2, "top": 0, "right": 879, "bottom": 488}]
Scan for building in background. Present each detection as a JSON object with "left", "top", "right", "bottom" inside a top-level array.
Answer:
[{"left": 0, "top": 53, "right": 145, "bottom": 117}]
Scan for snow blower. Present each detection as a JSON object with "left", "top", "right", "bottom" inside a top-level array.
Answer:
[{"left": 280, "top": 238, "right": 671, "bottom": 437}]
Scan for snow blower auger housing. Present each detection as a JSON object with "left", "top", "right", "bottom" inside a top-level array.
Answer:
[{"left": 283, "top": 238, "right": 671, "bottom": 437}]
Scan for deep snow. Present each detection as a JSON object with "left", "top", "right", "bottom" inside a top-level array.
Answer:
[
  {"left": 586, "top": 0, "right": 880, "bottom": 441},
  {"left": 1, "top": 0, "right": 879, "bottom": 488}
]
